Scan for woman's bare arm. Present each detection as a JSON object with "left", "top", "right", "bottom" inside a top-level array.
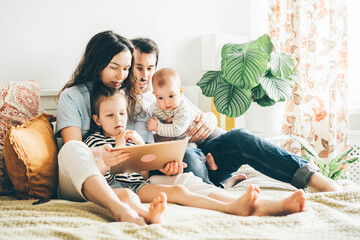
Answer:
[{"left": 60, "top": 126, "right": 83, "bottom": 143}]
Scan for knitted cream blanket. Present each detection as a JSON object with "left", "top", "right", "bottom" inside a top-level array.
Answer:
[{"left": 1, "top": 167, "right": 360, "bottom": 240}]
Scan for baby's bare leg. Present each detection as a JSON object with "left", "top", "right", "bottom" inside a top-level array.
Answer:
[
  {"left": 205, "top": 153, "right": 247, "bottom": 188},
  {"left": 252, "top": 189, "right": 306, "bottom": 216},
  {"left": 205, "top": 153, "right": 218, "bottom": 170}
]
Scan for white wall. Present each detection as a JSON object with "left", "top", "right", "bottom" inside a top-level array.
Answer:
[{"left": 0, "top": 0, "right": 254, "bottom": 92}]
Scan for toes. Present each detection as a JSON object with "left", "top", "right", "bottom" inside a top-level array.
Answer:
[
  {"left": 137, "top": 217, "right": 147, "bottom": 226},
  {"left": 159, "top": 192, "right": 167, "bottom": 203}
]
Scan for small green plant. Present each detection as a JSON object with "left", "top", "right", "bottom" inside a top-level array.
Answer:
[{"left": 291, "top": 135, "right": 359, "bottom": 180}]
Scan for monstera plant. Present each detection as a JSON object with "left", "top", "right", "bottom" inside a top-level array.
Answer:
[{"left": 197, "top": 34, "right": 297, "bottom": 118}]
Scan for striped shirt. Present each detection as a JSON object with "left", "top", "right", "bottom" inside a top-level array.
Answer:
[
  {"left": 84, "top": 133, "right": 148, "bottom": 184},
  {"left": 151, "top": 97, "right": 200, "bottom": 139}
]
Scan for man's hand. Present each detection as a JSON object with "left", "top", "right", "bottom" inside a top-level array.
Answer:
[
  {"left": 159, "top": 161, "right": 188, "bottom": 176},
  {"left": 188, "top": 112, "right": 217, "bottom": 142},
  {"left": 146, "top": 116, "right": 159, "bottom": 132}
]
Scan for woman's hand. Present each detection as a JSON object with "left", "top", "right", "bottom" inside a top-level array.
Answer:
[
  {"left": 188, "top": 112, "right": 217, "bottom": 142},
  {"left": 159, "top": 161, "right": 188, "bottom": 176}
]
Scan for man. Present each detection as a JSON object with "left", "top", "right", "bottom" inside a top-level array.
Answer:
[
  {"left": 128, "top": 38, "right": 342, "bottom": 192},
  {"left": 127, "top": 38, "right": 218, "bottom": 185}
]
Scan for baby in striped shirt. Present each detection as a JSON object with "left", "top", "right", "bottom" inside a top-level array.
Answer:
[{"left": 146, "top": 68, "right": 223, "bottom": 169}]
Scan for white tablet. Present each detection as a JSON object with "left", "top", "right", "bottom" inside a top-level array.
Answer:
[{"left": 109, "top": 139, "right": 188, "bottom": 174}]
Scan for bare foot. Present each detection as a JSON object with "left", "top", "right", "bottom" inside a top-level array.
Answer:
[
  {"left": 205, "top": 153, "right": 218, "bottom": 170},
  {"left": 149, "top": 192, "right": 167, "bottom": 224},
  {"left": 253, "top": 189, "right": 306, "bottom": 216},
  {"left": 307, "top": 172, "right": 342, "bottom": 192},
  {"left": 112, "top": 205, "right": 146, "bottom": 226},
  {"left": 222, "top": 174, "right": 248, "bottom": 188},
  {"left": 226, "top": 184, "right": 260, "bottom": 216}
]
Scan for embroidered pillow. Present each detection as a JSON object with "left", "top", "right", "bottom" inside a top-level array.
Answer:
[{"left": 0, "top": 79, "right": 40, "bottom": 194}]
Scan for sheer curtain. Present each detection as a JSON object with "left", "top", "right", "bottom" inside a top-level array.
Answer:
[{"left": 268, "top": 0, "right": 348, "bottom": 162}]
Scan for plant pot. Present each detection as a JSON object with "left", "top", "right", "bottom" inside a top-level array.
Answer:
[{"left": 244, "top": 101, "right": 286, "bottom": 135}]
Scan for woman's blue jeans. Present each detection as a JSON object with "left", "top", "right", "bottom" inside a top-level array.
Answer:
[{"left": 184, "top": 128, "right": 317, "bottom": 189}]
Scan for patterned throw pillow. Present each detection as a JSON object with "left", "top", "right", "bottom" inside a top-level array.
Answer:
[{"left": 0, "top": 79, "right": 40, "bottom": 194}]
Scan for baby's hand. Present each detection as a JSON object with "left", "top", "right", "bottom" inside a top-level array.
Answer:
[
  {"left": 146, "top": 116, "right": 159, "bottom": 132},
  {"left": 166, "top": 116, "right": 174, "bottom": 123}
]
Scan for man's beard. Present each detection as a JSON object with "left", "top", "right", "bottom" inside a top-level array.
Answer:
[{"left": 138, "top": 78, "right": 150, "bottom": 94}]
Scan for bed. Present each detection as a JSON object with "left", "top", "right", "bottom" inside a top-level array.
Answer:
[
  {"left": 1, "top": 166, "right": 360, "bottom": 239},
  {"left": 1, "top": 80, "right": 360, "bottom": 240}
]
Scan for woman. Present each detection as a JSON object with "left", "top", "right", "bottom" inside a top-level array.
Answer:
[{"left": 56, "top": 31, "right": 153, "bottom": 225}]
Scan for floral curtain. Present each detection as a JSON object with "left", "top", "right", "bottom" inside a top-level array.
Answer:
[{"left": 268, "top": 0, "right": 348, "bottom": 163}]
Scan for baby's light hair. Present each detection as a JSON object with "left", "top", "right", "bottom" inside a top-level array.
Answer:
[{"left": 152, "top": 68, "right": 182, "bottom": 88}]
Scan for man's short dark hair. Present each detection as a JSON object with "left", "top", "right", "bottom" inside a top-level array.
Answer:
[{"left": 131, "top": 38, "right": 159, "bottom": 67}]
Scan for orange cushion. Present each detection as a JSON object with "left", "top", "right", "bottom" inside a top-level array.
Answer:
[{"left": 4, "top": 113, "right": 58, "bottom": 199}]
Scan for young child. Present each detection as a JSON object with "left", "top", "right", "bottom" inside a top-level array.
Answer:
[{"left": 85, "top": 83, "right": 307, "bottom": 222}]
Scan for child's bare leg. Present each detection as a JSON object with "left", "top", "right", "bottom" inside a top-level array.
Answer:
[
  {"left": 208, "top": 184, "right": 260, "bottom": 202},
  {"left": 137, "top": 184, "right": 258, "bottom": 216},
  {"left": 252, "top": 189, "right": 306, "bottom": 216},
  {"left": 113, "top": 188, "right": 167, "bottom": 224},
  {"left": 82, "top": 175, "right": 146, "bottom": 225}
]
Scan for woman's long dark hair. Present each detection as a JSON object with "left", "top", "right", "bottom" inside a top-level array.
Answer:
[{"left": 56, "top": 30, "right": 140, "bottom": 122}]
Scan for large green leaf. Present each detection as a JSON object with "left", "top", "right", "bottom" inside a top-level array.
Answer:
[
  {"left": 251, "top": 84, "right": 266, "bottom": 100},
  {"left": 213, "top": 81, "right": 252, "bottom": 118},
  {"left": 221, "top": 43, "right": 268, "bottom": 89},
  {"left": 254, "top": 94, "right": 276, "bottom": 107},
  {"left": 270, "top": 52, "right": 295, "bottom": 78},
  {"left": 259, "top": 75, "right": 294, "bottom": 102},
  {"left": 197, "top": 71, "right": 223, "bottom": 97},
  {"left": 256, "top": 34, "right": 273, "bottom": 56}
]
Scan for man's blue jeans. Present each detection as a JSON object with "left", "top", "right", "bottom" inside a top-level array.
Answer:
[{"left": 185, "top": 128, "right": 318, "bottom": 189}]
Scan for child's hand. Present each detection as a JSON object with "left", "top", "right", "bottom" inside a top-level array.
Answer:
[
  {"left": 146, "top": 116, "right": 159, "bottom": 132},
  {"left": 125, "top": 130, "right": 145, "bottom": 145},
  {"left": 115, "top": 129, "right": 127, "bottom": 147},
  {"left": 101, "top": 144, "right": 130, "bottom": 167},
  {"left": 159, "top": 161, "right": 188, "bottom": 176}
]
